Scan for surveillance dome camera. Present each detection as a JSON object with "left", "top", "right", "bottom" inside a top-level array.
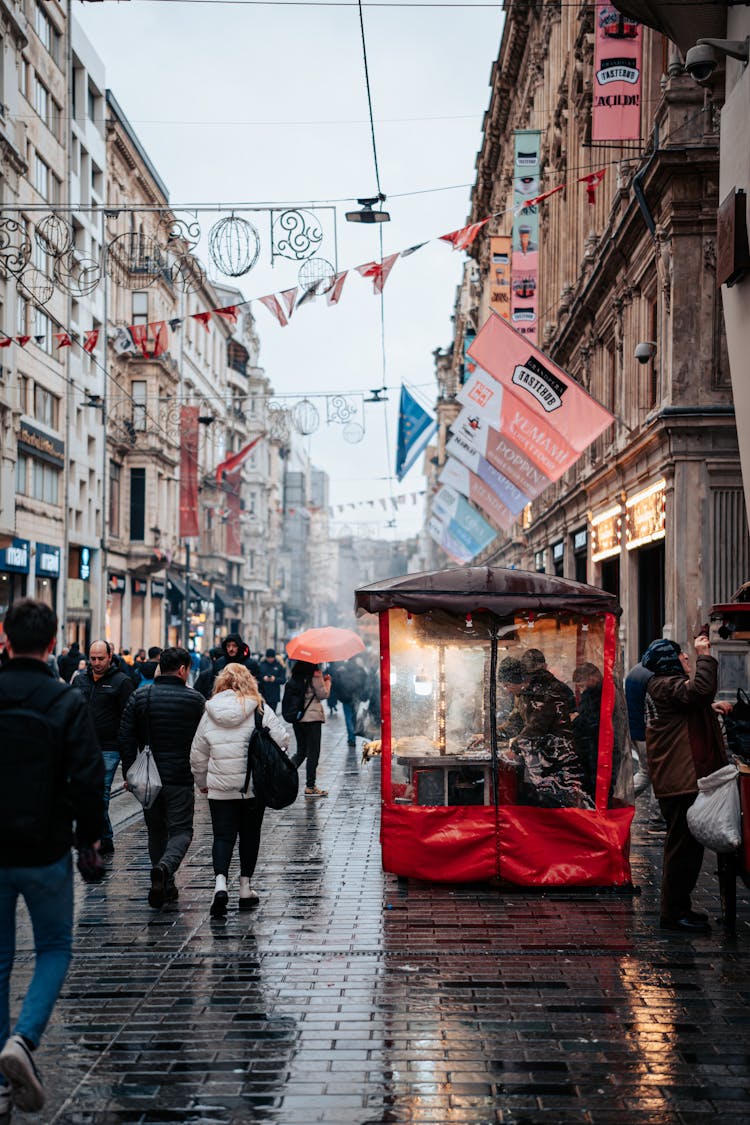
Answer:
[
  {"left": 634, "top": 341, "right": 657, "bottom": 365},
  {"left": 684, "top": 42, "right": 718, "bottom": 84}
]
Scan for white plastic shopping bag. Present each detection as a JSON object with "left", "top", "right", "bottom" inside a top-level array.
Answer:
[
  {"left": 126, "top": 745, "right": 162, "bottom": 810},
  {"left": 686, "top": 763, "right": 741, "bottom": 852}
]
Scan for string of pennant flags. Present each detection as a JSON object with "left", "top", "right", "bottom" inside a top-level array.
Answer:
[{"left": 0, "top": 169, "right": 607, "bottom": 352}]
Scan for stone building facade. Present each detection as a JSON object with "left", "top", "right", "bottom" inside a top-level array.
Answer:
[{"left": 431, "top": 0, "right": 748, "bottom": 669}]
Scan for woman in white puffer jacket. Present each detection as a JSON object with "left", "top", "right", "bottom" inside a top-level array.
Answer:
[{"left": 190, "top": 662, "right": 290, "bottom": 917}]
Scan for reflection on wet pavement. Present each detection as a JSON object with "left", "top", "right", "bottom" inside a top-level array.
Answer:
[{"left": 7, "top": 718, "right": 749, "bottom": 1123}]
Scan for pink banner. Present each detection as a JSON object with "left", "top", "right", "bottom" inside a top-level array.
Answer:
[
  {"left": 179, "top": 406, "right": 200, "bottom": 539},
  {"left": 224, "top": 469, "right": 242, "bottom": 558},
  {"left": 510, "top": 250, "right": 538, "bottom": 340},
  {"left": 592, "top": 2, "right": 642, "bottom": 142},
  {"left": 439, "top": 458, "right": 515, "bottom": 531},
  {"left": 467, "top": 313, "right": 614, "bottom": 454}
]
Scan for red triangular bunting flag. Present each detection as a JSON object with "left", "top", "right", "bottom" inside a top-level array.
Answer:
[
  {"left": 215, "top": 305, "right": 238, "bottom": 325},
  {"left": 400, "top": 242, "right": 427, "bottom": 258},
  {"left": 279, "top": 288, "right": 298, "bottom": 318},
  {"left": 439, "top": 219, "right": 489, "bottom": 251},
  {"left": 149, "top": 321, "right": 168, "bottom": 357},
  {"left": 15, "top": 336, "right": 30, "bottom": 347},
  {"left": 0, "top": 338, "right": 12, "bottom": 348},
  {"left": 55, "top": 333, "right": 72, "bottom": 348},
  {"left": 578, "top": 169, "right": 606, "bottom": 205},
  {"left": 523, "top": 185, "right": 564, "bottom": 207},
  {"left": 192, "top": 311, "right": 212, "bottom": 331},
  {"left": 356, "top": 253, "right": 399, "bottom": 294},
  {"left": 129, "top": 324, "right": 150, "bottom": 358},
  {"left": 326, "top": 271, "right": 348, "bottom": 306},
  {"left": 83, "top": 329, "right": 99, "bottom": 354},
  {"left": 258, "top": 294, "right": 289, "bottom": 328}
]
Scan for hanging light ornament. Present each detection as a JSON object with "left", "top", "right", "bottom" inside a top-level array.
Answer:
[
  {"left": 208, "top": 216, "right": 261, "bottom": 277},
  {"left": 291, "top": 398, "right": 320, "bottom": 436},
  {"left": 343, "top": 422, "right": 365, "bottom": 444},
  {"left": 35, "top": 213, "right": 73, "bottom": 257},
  {"left": 298, "top": 257, "right": 336, "bottom": 295}
]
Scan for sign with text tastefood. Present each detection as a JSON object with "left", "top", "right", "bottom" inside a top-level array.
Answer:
[
  {"left": 467, "top": 313, "right": 615, "bottom": 462},
  {"left": 592, "top": 1, "right": 642, "bottom": 141}
]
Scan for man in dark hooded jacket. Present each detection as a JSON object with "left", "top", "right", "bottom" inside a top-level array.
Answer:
[{"left": 194, "top": 634, "right": 260, "bottom": 699}]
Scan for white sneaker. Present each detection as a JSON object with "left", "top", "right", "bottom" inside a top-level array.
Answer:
[{"left": 0, "top": 1034, "right": 44, "bottom": 1112}]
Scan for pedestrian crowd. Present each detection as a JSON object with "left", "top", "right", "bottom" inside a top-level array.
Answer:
[{"left": 0, "top": 600, "right": 378, "bottom": 1118}]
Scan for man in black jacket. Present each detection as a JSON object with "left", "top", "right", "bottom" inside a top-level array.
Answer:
[
  {"left": 257, "top": 648, "right": 286, "bottom": 712},
  {"left": 119, "top": 647, "right": 204, "bottom": 908},
  {"left": 73, "top": 640, "right": 134, "bottom": 855},
  {"left": 194, "top": 633, "right": 260, "bottom": 699},
  {"left": 0, "top": 600, "right": 103, "bottom": 1115}
]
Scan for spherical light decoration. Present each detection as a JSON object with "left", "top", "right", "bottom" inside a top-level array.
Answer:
[
  {"left": 54, "top": 253, "right": 101, "bottom": 297},
  {"left": 18, "top": 268, "right": 54, "bottom": 305},
  {"left": 267, "top": 404, "right": 291, "bottom": 442},
  {"left": 170, "top": 253, "right": 206, "bottom": 294},
  {"left": 291, "top": 398, "right": 320, "bottom": 436},
  {"left": 106, "top": 232, "right": 163, "bottom": 289},
  {"left": 343, "top": 422, "right": 365, "bottom": 444},
  {"left": 35, "top": 213, "right": 73, "bottom": 257},
  {"left": 297, "top": 257, "right": 335, "bottom": 295},
  {"left": 208, "top": 216, "right": 261, "bottom": 277}
]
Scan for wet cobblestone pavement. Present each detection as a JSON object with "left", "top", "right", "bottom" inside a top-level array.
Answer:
[{"left": 8, "top": 715, "right": 750, "bottom": 1123}]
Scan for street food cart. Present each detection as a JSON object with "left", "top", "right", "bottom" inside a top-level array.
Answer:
[{"left": 355, "top": 567, "right": 634, "bottom": 887}]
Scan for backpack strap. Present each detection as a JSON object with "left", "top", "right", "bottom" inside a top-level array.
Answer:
[{"left": 241, "top": 707, "right": 264, "bottom": 796}]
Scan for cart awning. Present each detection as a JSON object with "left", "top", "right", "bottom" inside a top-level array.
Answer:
[{"left": 355, "top": 566, "right": 621, "bottom": 617}]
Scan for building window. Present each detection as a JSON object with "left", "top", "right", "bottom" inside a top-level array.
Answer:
[
  {"left": 129, "top": 467, "right": 146, "bottom": 541},
  {"left": 109, "top": 461, "right": 121, "bottom": 538},
  {"left": 33, "top": 75, "right": 48, "bottom": 123},
  {"left": 20, "top": 57, "right": 28, "bottom": 99},
  {"left": 132, "top": 291, "right": 148, "bottom": 326},
  {"left": 35, "top": 4, "right": 60, "bottom": 64},
  {"left": 132, "top": 380, "right": 147, "bottom": 431},
  {"left": 34, "top": 384, "right": 59, "bottom": 429},
  {"left": 34, "top": 154, "right": 49, "bottom": 199},
  {"left": 15, "top": 453, "right": 28, "bottom": 495},
  {"left": 31, "top": 460, "right": 59, "bottom": 505},
  {"left": 33, "top": 308, "right": 52, "bottom": 352},
  {"left": 18, "top": 375, "right": 29, "bottom": 414}
]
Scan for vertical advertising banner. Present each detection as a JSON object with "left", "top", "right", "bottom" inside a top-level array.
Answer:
[
  {"left": 224, "top": 469, "right": 243, "bottom": 558},
  {"left": 511, "top": 132, "right": 541, "bottom": 342},
  {"left": 179, "top": 406, "right": 200, "bottom": 539},
  {"left": 489, "top": 235, "right": 512, "bottom": 320},
  {"left": 592, "top": 2, "right": 642, "bottom": 141}
]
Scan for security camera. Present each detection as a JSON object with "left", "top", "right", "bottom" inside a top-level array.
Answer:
[
  {"left": 684, "top": 43, "right": 719, "bottom": 84},
  {"left": 634, "top": 341, "right": 657, "bottom": 365},
  {"left": 684, "top": 37, "right": 749, "bottom": 85}
]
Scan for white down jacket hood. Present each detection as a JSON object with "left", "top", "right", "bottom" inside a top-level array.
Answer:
[{"left": 190, "top": 691, "right": 291, "bottom": 800}]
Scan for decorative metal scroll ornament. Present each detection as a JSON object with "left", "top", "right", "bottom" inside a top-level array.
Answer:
[
  {"left": 298, "top": 257, "right": 335, "bottom": 294},
  {"left": 208, "top": 216, "right": 261, "bottom": 277},
  {"left": 34, "top": 213, "right": 73, "bottom": 257},
  {"left": 267, "top": 403, "right": 291, "bottom": 443},
  {"left": 272, "top": 210, "right": 323, "bottom": 262},
  {"left": 54, "top": 252, "right": 101, "bottom": 297},
  {"left": 157, "top": 212, "right": 201, "bottom": 252},
  {"left": 17, "top": 268, "right": 54, "bottom": 306},
  {"left": 107, "top": 232, "right": 165, "bottom": 289},
  {"left": 290, "top": 397, "right": 320, "bottom": 435},
  {"left": 343, "top": 422, "right": 365, "bottom": 444},
  {"left": 326, "top": 394, "right": 357, "bottom": 425},
  {"left": 0, "top": 218, "right": 31, "bottom": 276}
]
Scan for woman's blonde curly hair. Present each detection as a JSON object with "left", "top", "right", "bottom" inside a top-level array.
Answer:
[{"left": 212, "top": 662, "right": 264, "bottom": 712}]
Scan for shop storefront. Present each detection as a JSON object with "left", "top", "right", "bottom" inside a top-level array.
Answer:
[
  {"left": 35, "top": 542, "right": 60, "bottom": 609},
  {"left": 131, "top": 577, "right": 147, "bottom": 647},
  {"left": 625, "top": 479, "right": 666, "bottom": 655},
  {"left": 591, "top": 504, "right": 622, "bottom": 599},
  {"left": 107, "top": 573, "right": 126, "bottom": 647},
  {"left": 150, "top": 578, "right": 166, "bottom": 645},
  {"left": 572, "top": 527, "right": 588, "bottom": 584},
  {"left": 66, "top": 546, "right": 93, "bottom": 649},
  {"left": 0, "top": 538, "right": 30, "bottom": 618}
]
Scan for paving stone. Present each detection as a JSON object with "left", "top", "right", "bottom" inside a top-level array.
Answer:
[{"left": 4, "top": 718, "right": 750, "bottom": 1123}]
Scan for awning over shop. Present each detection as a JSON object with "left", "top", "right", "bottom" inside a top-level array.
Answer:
[{"left": 167, "top": 572, "right": 186, "bottom": 602}]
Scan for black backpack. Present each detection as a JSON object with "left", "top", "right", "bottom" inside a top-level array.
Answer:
[
  {"left": 0, "top": 679, "right": 69, "bottom": 847},
  {"left": 243, "top": 709, "right": 299, "bottom": 809},
  {"left": 281, "top": 678, "right": 313, "bottom": 723}
]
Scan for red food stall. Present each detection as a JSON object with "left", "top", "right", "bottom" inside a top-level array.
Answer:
[{"left": 355, "top": 567, "right": 635, "bottom": 887}]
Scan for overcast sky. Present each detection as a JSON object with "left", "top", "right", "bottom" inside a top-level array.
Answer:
[{"left": 77, "top": 0, "right": 504, "bottom": 539}]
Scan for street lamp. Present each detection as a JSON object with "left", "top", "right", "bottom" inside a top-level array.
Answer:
[{"left": 345, "top": 195, "right": 390, "bottom": 224}]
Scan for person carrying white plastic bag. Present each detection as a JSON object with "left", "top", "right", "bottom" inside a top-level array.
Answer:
[{"left": 686, "top": 763, "right": 742, "bottom": 852}]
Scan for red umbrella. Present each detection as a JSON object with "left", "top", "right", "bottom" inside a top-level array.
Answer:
[{"left": 286, "top": 627, "right": 365, "bottom": 663}]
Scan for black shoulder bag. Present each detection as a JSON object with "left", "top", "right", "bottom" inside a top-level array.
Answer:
[{"left": 242, "top": 709, "right": 299, "bottom": 809}]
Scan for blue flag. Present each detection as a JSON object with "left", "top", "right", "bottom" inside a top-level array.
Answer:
[{"left": 395, "top": 386, "right": 437, "bottom": 482}]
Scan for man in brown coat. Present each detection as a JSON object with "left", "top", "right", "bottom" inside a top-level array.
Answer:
[{"left": 644, "top": 634, "right": 728, "bottom": 934}]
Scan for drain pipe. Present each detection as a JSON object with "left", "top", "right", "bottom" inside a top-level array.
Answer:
[{"left": 632, "top": 122, "right": 658, "bottom": 236}]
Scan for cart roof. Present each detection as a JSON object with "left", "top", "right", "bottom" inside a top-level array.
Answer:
[{"left": 355, "top": 566, "right": 621, "bottom": 617}]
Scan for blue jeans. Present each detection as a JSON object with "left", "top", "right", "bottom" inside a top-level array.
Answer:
[
  {"left": 102, "top": 749, "right": 121, "bottom": 844},
  {"left": 342, "top": 701, "right": 357, "bottom": 743},
  {"left": 0, "top": 852, "right": 73, "bottom": 1061}
]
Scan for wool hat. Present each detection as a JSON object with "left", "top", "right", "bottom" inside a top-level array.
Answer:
[
  {"left": 265, "top": 648, "right": 276, "bottom": 658},
  {"left": 498, "top": 656, "right": 526, "bottom": 684},
  {"left": 641, "top": 638, "right": 683, "bottom": 676}
]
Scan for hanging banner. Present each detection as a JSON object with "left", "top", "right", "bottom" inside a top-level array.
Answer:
[
  {"left": 179, "top": 406, "right": 200, "bottom": 539},
  {"left": 224, "top": 469, "right": 242, "bottom": 558},
  {"left": 439, "top": 457, "right": 515, "bottom": 531},
  {"left": 433, "top": 486, "right": 497, "bottom": 558},
  {"left": 511, "top": 131, "right": 541, "bottom": 342},
  {"left": 395, "top": 385, "right": 437, "bottom": 481},
  {"left": 489, "top": 236, "right": 512, "bottom": 320},
  {"left": 452, "top": 392, "right": 555, "bottom": 496},
  {"left": 467, "top": 313, "right": 615, "bottom": 457},
  {"left": 427, "top": 514, "right": 473, "bottom": 565},
  {"left": 446, "top": 414, "right": 529, "bottom": 514},
  {"left": 592, "top": 2, "right": 642, "bottom": 141}
]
